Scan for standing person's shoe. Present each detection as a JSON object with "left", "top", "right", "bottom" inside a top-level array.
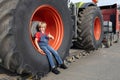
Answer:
[
  {"left": 60, "top": 64, "right": 68, "bottom": 69},
  {"left": 52, "top": 68, "right": 60, "bottom": 74}
]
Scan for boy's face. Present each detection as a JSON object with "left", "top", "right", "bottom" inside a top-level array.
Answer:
[{"left": 39, "top": 26, "right": 46, "bottom": 33}]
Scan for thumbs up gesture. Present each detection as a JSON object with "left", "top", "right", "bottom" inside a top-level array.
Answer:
[{"left": 48, "top": 33, "right": 54, "bottom": 40}]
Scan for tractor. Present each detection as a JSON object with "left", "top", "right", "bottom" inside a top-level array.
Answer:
[{"left": 0, "top": 0, "right": 103, "bottom": 78}]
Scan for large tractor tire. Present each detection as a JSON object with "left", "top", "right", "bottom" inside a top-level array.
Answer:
[
  {"left": 0, "top": 0, "right": 73, "bottom": 76},
  {"left": 75, "top": 6, "right": 103, "bottom": 51}
]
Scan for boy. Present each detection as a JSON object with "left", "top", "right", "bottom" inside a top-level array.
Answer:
[{"left": 34, "top": 22, "right": 67, "bottom": 74}]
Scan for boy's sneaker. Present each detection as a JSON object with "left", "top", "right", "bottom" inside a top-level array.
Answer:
[
  {"left": 52, "top": 68, "right": 60, "bottom": 74},
  {"left": 60, "top": 64, "right": 68, "bottom": 69}
]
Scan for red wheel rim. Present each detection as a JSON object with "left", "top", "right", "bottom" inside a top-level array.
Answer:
[
  {"left": 94, "top": 17, "right": 101, "bottom": 40},
  {"left": 29, "top": 5, "right": 64, "bottom": 51}
]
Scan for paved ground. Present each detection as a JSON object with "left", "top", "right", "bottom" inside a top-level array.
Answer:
[
  {"left": 0, "top": 41, "right": 120, "bottom": 80},
  {"left": 42, "top": 41, "right": 120, "bottom": 80}
]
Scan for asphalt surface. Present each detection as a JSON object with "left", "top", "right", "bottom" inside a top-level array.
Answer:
[
  {"left": 0, "top": 41, "right": 120, "bottom": 80},
  {"left": 42, "top": 41, "right": 120, "bottom": 80}
]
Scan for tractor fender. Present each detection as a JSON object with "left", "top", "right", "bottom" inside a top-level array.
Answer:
[
  {"left": 82, "top": 2, "right": 97, "bottom": 8},
  {"left": 76, "top": 2, "right": 96, "bottom": 9}
]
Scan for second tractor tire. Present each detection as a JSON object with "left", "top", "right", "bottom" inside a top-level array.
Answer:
[{"left": 75, "top": 6, "right": 104, "bottom": 51}]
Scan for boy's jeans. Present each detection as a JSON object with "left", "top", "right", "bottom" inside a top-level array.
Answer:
[{"left": 40, "top": 45, "right": 63, "bottom": 68}]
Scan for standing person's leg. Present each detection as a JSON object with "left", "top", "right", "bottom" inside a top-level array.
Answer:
[{"left": 47, "top": 45, "right": 63, "bottom": 65}]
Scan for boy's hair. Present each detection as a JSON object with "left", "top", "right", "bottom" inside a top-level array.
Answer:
[
  {"left": 38, "top": 22, "right": 47, "bottom": 28},
  {"left": 36, "top": 21, "right": 47, "bottom": 31}
]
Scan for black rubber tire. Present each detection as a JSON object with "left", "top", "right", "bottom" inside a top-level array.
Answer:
[
  {"left": 106, "top": 38, "right": 111, "bottom": 48},
  {"left": 103, "top": 33, "right": 112, "bottom": 48},
  {"left": 75, "top": 6, "right": 103, "bottom": 51},
  {"left": 105, "top": 33, "right": 111, "bottom": 48},
  {"left": 0, "top": 0, "right": 73, "bottom": 76},
  {"left": 116, "top": 32, "right": 119, "bottom": 43},
  {"left": 110, "top": 33, "right": 113, "bottom": 46}
]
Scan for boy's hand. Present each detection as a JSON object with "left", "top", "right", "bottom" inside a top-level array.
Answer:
[
  {"left": 48, "top": 33, "right": 54, "bottom": 40},
  {"left": 38, "top": 49, "right": 45, "bottom": 55}
]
